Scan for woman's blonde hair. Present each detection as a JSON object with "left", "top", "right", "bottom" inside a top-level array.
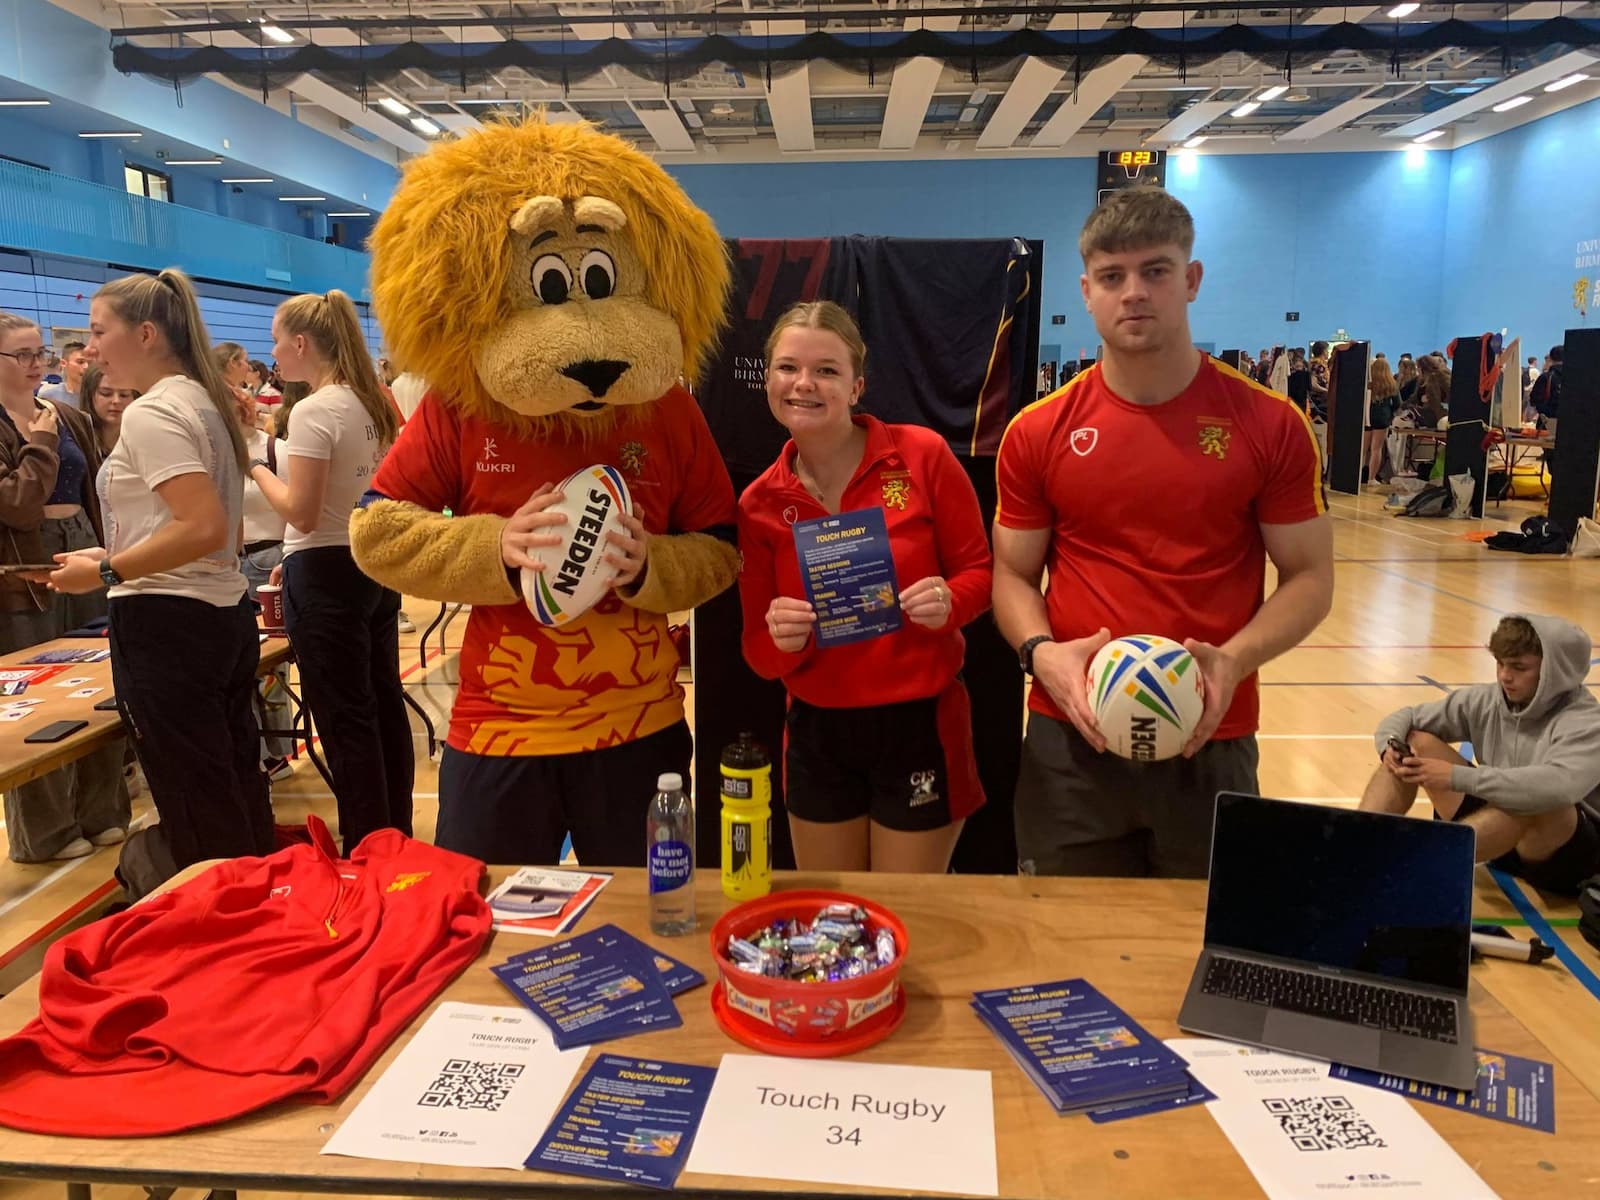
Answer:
[
  {"left": 275, "top": 290, "right": 399, "bottom": 447},
  {"left": 1397, "top": 356, "right": 1418, "bottom": 385},
  {"left": 212, "top": 341, "right": 246, "bottom": 372},
  {"left": 0, "top": 312, "right": 39, "bottom": 341},
  {"left": 94, "top": 269, "right": 249, "bottom": 469},
  {"left": 763, "top": 301, "right": 867, "bottom": 379},
  {"left": 1369, "top": 357, "right": 1398, "bottom": 398}
]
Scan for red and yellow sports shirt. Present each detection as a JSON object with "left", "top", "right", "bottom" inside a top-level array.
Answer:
[
  {"left": 996, "top": 355, "right": 1325, "bottom": 740},
  {"left": 371, "top": 388, "right": 736, "bottom": 756}
]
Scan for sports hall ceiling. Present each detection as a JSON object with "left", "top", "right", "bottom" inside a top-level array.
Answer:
[{"left": 47, "top": 1, "right": 1600, "bottom": 162}]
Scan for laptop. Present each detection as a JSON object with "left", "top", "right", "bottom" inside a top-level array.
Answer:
[{"left": 1178, "top": 793, "right": 1478, "bottom": 1090}]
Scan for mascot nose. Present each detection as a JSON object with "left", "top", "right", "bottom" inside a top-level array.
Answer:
[{"left": 560, "top": 359, "right": 630, "bottom": 398}]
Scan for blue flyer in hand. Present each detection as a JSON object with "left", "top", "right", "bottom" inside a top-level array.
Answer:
[
  {"left": 528, "top": 1055, "right": 718, "bottom": 1189},
  {"left": 792, "top": 507, "right": 901, "bottom": 647},
  {"left": 492, "top": 925, "right": 683, "bottom": 1049},
  {"left": 1331, "top": 1048, "right": 1555, "bottom": 1133}
]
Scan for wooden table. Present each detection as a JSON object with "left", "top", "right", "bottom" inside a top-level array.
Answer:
[
  {"left": 0, "top": 867, "right": 1595, "bottom": 1199},
  {"left": 0, "top": 636, "right": 294, "bottom": 794}
]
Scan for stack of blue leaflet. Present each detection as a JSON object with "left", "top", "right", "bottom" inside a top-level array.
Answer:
[
  {"left": 972, "top": 979, "right": 1213, "bottom": 1120},
  {"left": 492, "top": 924, "right": 706, "bottom": 1050}
]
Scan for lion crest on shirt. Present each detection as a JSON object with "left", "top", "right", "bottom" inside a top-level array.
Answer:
[{"left": 1198, "top": 424, "right": 1231, "bottom": 460}]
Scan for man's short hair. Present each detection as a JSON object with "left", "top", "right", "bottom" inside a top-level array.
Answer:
[
  {"left": 61, "top": 341, "right": 85, "bottom": 356},
  {"left": 1549, "top": 345, "right": 1564, "bottom": 363},
  {"left": 1079, "top": 186, "right": 1195, "bottom": 263},
  {"left": 1489, "top": 616, "right": 1542, "bottom": 661}
]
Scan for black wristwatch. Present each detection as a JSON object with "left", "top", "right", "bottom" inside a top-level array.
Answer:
[
  {"left": 1018, "top": 634, "right": 1052, "bottom": 675},
  {"left": 99, "top": 557, "right": 123, "bottom": 588}
]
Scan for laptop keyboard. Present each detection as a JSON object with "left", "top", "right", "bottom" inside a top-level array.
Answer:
[{"left": 1202, "top": 956, "right": 1459, "bottom": 1043}]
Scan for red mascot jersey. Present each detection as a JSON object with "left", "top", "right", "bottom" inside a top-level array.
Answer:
[
  {"left": 371, "top": 388, "right": 736, "bottom": 756},
  {"left": 0, "top": 818, "right": 491, "bottom": 1136}
]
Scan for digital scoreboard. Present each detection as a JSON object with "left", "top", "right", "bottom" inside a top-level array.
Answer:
[{"left": 1096, "top": 149, "right": 1167, "bottom": 206}]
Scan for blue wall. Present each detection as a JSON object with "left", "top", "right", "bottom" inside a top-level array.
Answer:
[
  {"left": 0, "top": 0, "right": 398, "bottom": 214},
  {"left": 668, "top": 148, "right": 1451, "bottom": 360},
  {"left": 1440, "top": 95, "right": 1600, "bottom": 356}
]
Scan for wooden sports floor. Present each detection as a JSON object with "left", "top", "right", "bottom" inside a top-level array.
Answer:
[{"left": 0, "top": 485, "right": 1595, "bottom": 1200}]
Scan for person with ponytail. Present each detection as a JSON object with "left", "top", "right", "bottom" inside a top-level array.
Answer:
[
  {"left": 250, "top": 289, "right": 412, "bottom": 853},
  {"left": 42, "top": 269, "right": 272, "bottom": 881}
]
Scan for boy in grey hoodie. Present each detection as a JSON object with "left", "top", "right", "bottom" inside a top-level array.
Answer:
[{"left": 1359, "top": 613, "right": 1600, "bottom": 896}]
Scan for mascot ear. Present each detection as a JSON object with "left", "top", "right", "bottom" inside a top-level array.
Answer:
[
  {"left": 510, "top": 195, "right": 565, "bottom": 236},
  {"left": 573, "top": 196, "right": 627, "bottom": 231}
]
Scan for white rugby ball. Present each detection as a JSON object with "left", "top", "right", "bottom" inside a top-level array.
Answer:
[
  {"left": 1086, "top": 634, "right": 1206, "bottom": 762},
  {"left": 521, "top": 464, "right": 633, "bottom": 626}
]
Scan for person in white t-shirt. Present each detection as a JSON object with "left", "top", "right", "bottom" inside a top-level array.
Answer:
[
  {"left": 249, "top": 289, "right": 413, "bottom": 854},
  {"left": 41, "top": 268, "right": 274, "bottom": 885}
]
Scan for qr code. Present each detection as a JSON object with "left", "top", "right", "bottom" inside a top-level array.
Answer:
[
  {"left": 1262, "top": 1096, "right": 1387, "bottom": 1152},
  {"left": 418, "top": 1059, "right": 525, "bottom": 1111}
]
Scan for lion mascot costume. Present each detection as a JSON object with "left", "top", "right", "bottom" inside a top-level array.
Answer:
[{"left": 351, "top": 119, "right": 739, "bottom": 866}]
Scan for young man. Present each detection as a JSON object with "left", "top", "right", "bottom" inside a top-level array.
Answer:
[
  {"left": 993, "top": 187, "right": 1335, "bottom": 878},
  {"left": 1360, "top": 614, "right": 1600, "bottom": 896},
  {"left": 35, "top": 341, "right": 86, "bottom": 408}
]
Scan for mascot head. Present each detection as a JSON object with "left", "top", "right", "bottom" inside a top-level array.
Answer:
[{"left": 370, "top": 119, "right": 729, "bottom": 431}]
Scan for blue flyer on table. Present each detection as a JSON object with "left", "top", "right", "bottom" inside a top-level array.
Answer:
[
  {"left": 508, "top": 923, "right": 706, "bottom": 996},
  {"left": 1086, "top": 1072, "right": 1217, "bottom": 1123},
  {"left": 973, "top": 979, "right": 1190, "bottom": 1111},
  {"left": 1330, "top": 1048, "right": 1555, "bottom": 1133},
  {"left": 492, "top": 925, "right": 683, "bottom": 1049},
  {"left": 792, "top": 506, "right": 901, "bottom": 647},
  {"left": 528, "top": 1055, "right": 717, "bottom": 1189}
]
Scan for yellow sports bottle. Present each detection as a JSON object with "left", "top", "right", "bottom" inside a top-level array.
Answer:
[{"left": 720, "top": 732, "right": 772, "bottom": 900}]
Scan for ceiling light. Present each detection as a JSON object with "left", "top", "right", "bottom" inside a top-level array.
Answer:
[
  {"left": 709, "top": 101, "right": 735, "bottom": 117},
  {"left": 1387, "top": 3, "right": 1420, "bottom": 16},
  {"left": 327, "top": 211, "right": 371, "bottom": 218},
  {"left": 1492, "top": 95, "right": 1533, "bottom": 113},
  {"left": 410, "top": 116, "right": 441, "bottom": 135},
  {"left": 1184, "top": 135, "right": 1207, "bottom": 147},
  {"left": 0, "top": 99, "right": 50, "bottom": 107},
  {"left": 378, "top": 97, "right": 410, "bottom": 116},
  {"left": 1230, "top": 101, "right": 1261, "bottom": 118},
  {"left": 222, "top": 177, "right": 273, "bottom": 183},
  {"left": 959, "top": 106, "right": 979, "bottom": 123},
  {"left": 1545, "top": 73, "right": 1590, "bottom": 92},
  {"left": 1412, "top": 129, "right": 1446, "bottom": 143},
  {"left": 1258, "top": 85, "right": 1288, "bottom": 102},
  {"left": 1285, "top": 89, "right": 1311, "bottom": 102},
  {"left": 279, "top": 195, "right": 326, "bottom": 201},
  {"left": 78, "top": 131, "right": 141, "bottom": 138},
  {"left": 260, "top": 24, "right": 294, "bottom": 44},
  {"left": 164, "top": 158, "right": 223, "bottom": 166}
]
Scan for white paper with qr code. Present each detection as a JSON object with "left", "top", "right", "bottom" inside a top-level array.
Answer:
[
  {"left": 321, "top": 1002, "right": 585, "bottom": 1168},
  {"left": 1172, "top": 1039, "right": 1498, "bottom": 1199}
]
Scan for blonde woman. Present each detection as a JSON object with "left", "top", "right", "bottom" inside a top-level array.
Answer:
[
  {"left": 1364, "top": 355, "right": 1400, "bottom": 489},
  {"left": 43, "top": 269, "right": 272, "bottom": 876},
  {"left": 249, "top": 290, "right": 412, "bottom": 853},
  {"left": 738, "top": 301, "right": 992, "bottom": 874}
]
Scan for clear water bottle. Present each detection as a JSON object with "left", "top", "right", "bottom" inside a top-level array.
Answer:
[{"left": 647, "top": 772, "right": 696, "bottom": 936}]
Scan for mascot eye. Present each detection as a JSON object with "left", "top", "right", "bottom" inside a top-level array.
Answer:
[
  {"left": 531, "top": 254, "right": 573, "bottom": 304},
  {"left": 579, "top": 250, "right": 617, "bottom": 300}
]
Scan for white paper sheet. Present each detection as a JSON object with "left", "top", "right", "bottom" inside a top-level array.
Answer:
[
  {"left": 1173, "top": 1038, "right": 1499, "bottom": 1199},
  {"left": 686, "top": 1053, "right": 998, "bottom": 1197},
  {"left": 321, "top": 1002, "right": 586, "bottom": 1169}
]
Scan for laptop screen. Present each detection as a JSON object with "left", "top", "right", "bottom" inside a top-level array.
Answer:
[{"left": 1205, "top": 794, "right": 1474, "bottom": 993}]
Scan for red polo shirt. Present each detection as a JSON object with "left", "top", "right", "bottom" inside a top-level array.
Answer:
[{"left": 737, "top": 414, "right": 992, "bottom": 707}]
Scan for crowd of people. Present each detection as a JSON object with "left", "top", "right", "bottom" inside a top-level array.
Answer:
[{"left": 0, "top": 185, "right": 1594, "bottom": 903}]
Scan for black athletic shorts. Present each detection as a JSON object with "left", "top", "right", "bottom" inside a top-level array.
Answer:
[
  {"left": 783, "top": 682, "right": 984, "bottom": 832},
  {"left": 1450, "top": 794, "right": 1600, "bottom": 897}
]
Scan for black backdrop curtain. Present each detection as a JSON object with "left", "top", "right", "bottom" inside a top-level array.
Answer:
[{"left": 692, "top": 235, "right": 1041, "bottom": 875}]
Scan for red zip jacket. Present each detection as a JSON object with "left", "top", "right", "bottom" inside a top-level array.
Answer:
[
  {"left": 737, "top": 415, "right": 992, "bottom": 707},
  {"left": 0, "top": 817, "right": 491, "bottom": 1136}
]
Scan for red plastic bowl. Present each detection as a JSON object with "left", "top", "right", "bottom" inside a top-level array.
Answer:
[{"left": 709, "top": 889, "right": 909, "bottom": 1057}]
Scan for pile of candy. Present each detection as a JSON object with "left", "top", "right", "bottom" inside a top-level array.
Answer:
[{"left": 726, "top": 903, "right": 898, "bottom": 982}]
